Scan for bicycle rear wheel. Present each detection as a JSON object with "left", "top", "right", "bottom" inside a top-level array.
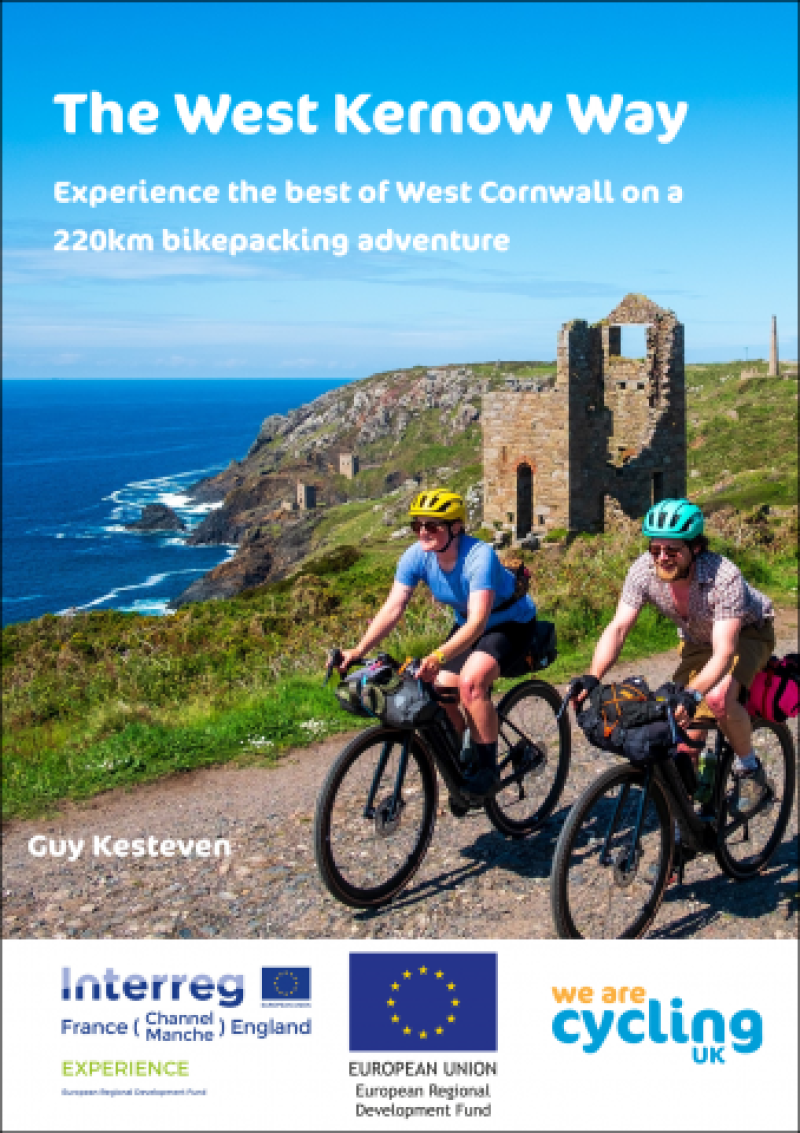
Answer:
[
  {"left": 484, "top": 679, "right": 571, "bottom": 838},
  {"left": 714, "top": 718, "right": 796, "bottom": 880},
  {"left": 550, "top": 764, "right": 673, "bottom": 939},
  {"left": 314, "top": 726, "right": 437, "bottom": 908}
]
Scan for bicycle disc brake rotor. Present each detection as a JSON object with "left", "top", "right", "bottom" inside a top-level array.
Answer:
[
  {"left": 612, "top": 844, "right": 642, "bottom": 887},
  {"left": 374, "top": 796, "right": 405, "bottom": 837}
]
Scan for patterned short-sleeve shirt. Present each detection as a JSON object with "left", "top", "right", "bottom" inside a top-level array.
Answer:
[{"left": 620, "top": 551, "right": 774, "bottom": 645}]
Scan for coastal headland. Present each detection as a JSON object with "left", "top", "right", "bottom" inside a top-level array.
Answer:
[{"left": 1, "top": 356, "right": 797, "bottom": 825}]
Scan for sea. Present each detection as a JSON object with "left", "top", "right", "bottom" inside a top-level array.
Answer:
[{"left": 1, "top": 379, "right": 349, "bottom": 628}]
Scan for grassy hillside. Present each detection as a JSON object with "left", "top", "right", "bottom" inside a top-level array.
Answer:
[{"left": 2, "top": 360, "right": 797, "bottom": 819}]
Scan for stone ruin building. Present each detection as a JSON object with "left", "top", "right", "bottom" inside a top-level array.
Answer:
[
  {"left": 296, "top": 482, "right": 317, "bottom": 510},
  {"left": 482, "top": 294, "right": 687, "bottom": 542},
  {"left": 339, "top": 452, "right": 360, "bottom": 479}
]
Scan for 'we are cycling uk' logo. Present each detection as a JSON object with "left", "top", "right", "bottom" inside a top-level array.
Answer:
[{"left": 551, "top": 987, "right": 763, "bottom": 1064}]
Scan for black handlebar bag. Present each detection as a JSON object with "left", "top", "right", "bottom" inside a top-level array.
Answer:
[
  {"left": 335, "top": 662, "right": 443, "bottom": 728},
  {"left": 361, "top": 673, "right": 442, "bottom": 728},
  {"left": 576, "top": 677, "right": 679, "bottom": 765}
]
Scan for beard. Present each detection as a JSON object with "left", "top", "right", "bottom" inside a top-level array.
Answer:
[{"left": 655, "top": 559, "right": 693, "bottom": 582}]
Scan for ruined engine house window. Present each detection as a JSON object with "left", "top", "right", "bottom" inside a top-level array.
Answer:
[{"left": 621, "top": 325, "right": 648, "bottom": 359}]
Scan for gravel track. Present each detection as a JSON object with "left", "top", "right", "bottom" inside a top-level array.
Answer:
[{"left": 4, "top": 619, "right": 797, "bottom": 943}]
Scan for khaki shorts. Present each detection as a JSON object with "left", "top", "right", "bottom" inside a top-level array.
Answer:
[{"left": 672, "top": 621, "right": 776, "bottom": 720}]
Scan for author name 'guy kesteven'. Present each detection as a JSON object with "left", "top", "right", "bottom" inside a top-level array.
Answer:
[{"left": 28, "top": 835, "right": 231, "bottom": 862}]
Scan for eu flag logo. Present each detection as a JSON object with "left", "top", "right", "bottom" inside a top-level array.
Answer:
[
  {"left": 261, "top": 967, "right": 311, "bottom": 1001},
  {"left": 349, "top": 953, "right": 497, "bottom": 1051}
]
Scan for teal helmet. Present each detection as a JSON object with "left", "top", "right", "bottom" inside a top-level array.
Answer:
[{"left": 642, "top": 499, "right": 704, "bottom": 540}]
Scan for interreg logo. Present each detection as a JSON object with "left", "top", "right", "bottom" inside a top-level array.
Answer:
[
  {"left": 551, "top": 987, "right": 762, "bottom": 1064},
  {"left": 61, "top": 967, "right": 244, "bottom": 1008}
]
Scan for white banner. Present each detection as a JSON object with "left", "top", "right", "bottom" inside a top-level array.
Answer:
[{"left": 3, "top": 939, "right": 797, "bottom": 1131}]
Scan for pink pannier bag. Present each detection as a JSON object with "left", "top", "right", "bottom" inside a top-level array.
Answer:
[{"left": 747, "top": 654, "right": 800, "bottom": 724}]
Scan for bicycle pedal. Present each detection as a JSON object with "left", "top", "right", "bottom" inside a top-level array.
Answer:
[{"left": 448, "top": 796, "right": 471, "bottom": 818}]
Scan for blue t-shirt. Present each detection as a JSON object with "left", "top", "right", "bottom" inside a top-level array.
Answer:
[{"left": 395, "top": 535, "right": 536, "bottom": 629}]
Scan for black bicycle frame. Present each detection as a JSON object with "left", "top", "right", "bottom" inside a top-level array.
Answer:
[{"left": 358, "top": 681, "right": 548, "bottom": 812}]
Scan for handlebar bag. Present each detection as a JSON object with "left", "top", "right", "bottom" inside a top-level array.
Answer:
[
  {"left": 576, "top": 677, "right": 676, "bottom": 764},
  {"left": 334, "top": 659, "right": 399, "bottom": 719},
  {"left": 361, "top": 672, "right": 441, "bottom": 729},
  {"left": 747, "top": 653, "right": 800, "bottom": 723}
]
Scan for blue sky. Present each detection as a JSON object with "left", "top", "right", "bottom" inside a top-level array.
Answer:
[{"left": 2, "top": 1, "right": 797, "bottom": 377}]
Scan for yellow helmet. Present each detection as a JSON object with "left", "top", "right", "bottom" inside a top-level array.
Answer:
[{"left": 408, "top": 489, "right": 466, "bottom": 524}]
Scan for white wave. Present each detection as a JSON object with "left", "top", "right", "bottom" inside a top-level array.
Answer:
[
  {"left": 160, "top": 537, "right": 189, "bottom": 547},
  {"left": 102, "top": 524, "right": 133, "bottom": 534},
  {"left": 158, "top": 492, "right": 193, "bottom": 508},
  {"left": 181, "top": 501, "right": 224, "bottom": 515},
  {"left": 60, "top": 568, "right": 209, "bottom": 614},
  {"left": 2, "top": 594, "right": 45, "bottom": 604},
  {"left": 117, "top": 598, "right": 173, "bottom": 617}
]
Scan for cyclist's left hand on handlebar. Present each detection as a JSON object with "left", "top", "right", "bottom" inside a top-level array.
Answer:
[{"left": 416, "top": 654, "right": 441, "bottom": 683}]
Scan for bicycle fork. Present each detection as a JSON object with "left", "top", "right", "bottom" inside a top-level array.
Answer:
[
  {"left": 363, "top": 733, "right": 410, "bottom": 820},
  {"left": 599, "top": 767, "right": 653, "bottom": 878}
]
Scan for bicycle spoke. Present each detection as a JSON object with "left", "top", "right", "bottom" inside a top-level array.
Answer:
[
  {"left": 486, "top": 681, "right": 570, "bottom": 836},
  {"left": 717, "top": 719, "right": 794, "bottom": 874},
  {"left": 324, "top": 736, "right": 431, "bottom": 898},
  {"left": 557, "top": 771, "right": 669, "bottom": 939}
]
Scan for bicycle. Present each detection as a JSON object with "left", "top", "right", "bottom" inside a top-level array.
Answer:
[
  {"left": 314, "top": 633, "right": 571, "bottom": 909},
  {"left": 550, "top": 686, "right": 796, "bottom": 939}
]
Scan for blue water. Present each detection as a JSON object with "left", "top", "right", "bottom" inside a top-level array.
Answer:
[{"left": 2, "top": 379, "right": 349, "bottom": 627}]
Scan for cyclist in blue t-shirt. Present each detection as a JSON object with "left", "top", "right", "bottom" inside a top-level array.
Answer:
[{"left": 336, "top": 489, "right": 537, "bottom": 797}]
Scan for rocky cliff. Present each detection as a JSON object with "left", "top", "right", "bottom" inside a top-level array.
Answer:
[
  {"left": 125, "top": 503, "right": 186, "bottom": 532},
  {"left": 170, "top": 360, "right": 552, "bottom": 605}
]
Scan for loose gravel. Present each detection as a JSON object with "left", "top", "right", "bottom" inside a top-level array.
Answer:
[{"left": 3, "top": 626, "right": 797, "bottom": 942}]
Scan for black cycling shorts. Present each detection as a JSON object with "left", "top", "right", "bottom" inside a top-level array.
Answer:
[{"left": 441, "top": 618, "right": 536, "bottom": 674}]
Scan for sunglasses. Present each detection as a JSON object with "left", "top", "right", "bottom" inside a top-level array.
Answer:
[
  {"left": 649, "top": 543, "right": 684, "bottom": 559},
  {"left": 411, "top": 520, "right": 446, "bottom": 534}
]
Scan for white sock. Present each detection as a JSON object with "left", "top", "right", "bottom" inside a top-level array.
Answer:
[{"left": 733, "top": 751, "right": 758, "bottom": 773}]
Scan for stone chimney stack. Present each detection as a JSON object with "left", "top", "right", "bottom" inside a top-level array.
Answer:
[{"left": 769, "top": 315, "right": 779, "bottom": 376}]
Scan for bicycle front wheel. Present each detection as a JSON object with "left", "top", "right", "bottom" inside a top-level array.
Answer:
[
  {"left": 550, "top": 764, "right": 673, "bottom": 939},
  {"left": 314, "top": 726, "right": 437, "bottom": 908},
  {"left": 714, "top": 718, "right": 796, "bottom": 880},
  {"left": 484, "top": 679, "right": 571, "bottom": 838}
]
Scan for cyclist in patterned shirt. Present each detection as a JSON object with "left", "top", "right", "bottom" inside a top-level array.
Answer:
[{"left": 578, "top": 499, "right": 775, "bottom": 811}]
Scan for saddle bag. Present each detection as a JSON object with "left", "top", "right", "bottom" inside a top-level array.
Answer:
[
  {"left": 747, "top": 653, "right": 800, "bottom": 723},
  {"left": 501, "top": 619, "right": 558, "bottom": 678},
  {"left": 576, "top": 677, "right": 678, "bottom": 764}
]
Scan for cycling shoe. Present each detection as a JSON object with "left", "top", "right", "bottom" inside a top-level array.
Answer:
[
  {"left": 461, "top": 766, "right": 499, "bottom": 800},
  {"left": 730, "top": 759, "right": 771, "bottom": 817}
]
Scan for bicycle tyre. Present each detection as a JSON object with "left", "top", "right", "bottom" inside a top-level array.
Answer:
[
  {"left": 550, "top": 763, "right": 674, "bottom": 940},
  {"left": 484, "top": 679, "right": 571, "bottom": 838},
  {"left": 313, "top": 726, "right": 438, "bottom": 908},
  {"left": 714, "top": 717, "right": 796, "bottom": 881}
]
